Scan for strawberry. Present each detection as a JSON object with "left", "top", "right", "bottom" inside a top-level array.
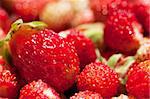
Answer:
[
  {"left": 90, "top": 0, "right": 116, "bottom": 22},
  {"left": 19, "top": 79, "right": 60, "bottom": 99},
  {"left": 104, "top": 10, "right": 143, "bottom": 55},
  {"left": 70, "top": 90, "right": 103, "bottom": 99},
  {"left": 3, "top": 20, "right": 80, "bottom": 93},
  {"left": 133, "top": 3, "right": 150, "bottom": 36},
  {"left": 0, "top": 7, "right": 10, "bottom": 33},
  {"left": 126, "top": 60, "right": 150, "bottom": 98},
  {"left": 77, "top": 62, "right": 120, "bottom": 97},
  {"left": 100, "top": 47, "right": 117, "bottom": 60},
  {"left": 39, "top": 0, "right": 74, "bottom": 32},
  {"left": 135, "top": 38, "right": 150, "bottom": 62},
  {"left": 12, "top": 0, "right": 53, "bottom": 21},
  {"left": 59, "top": 29, "right": 96, "bottom": 70},
  {"left": 0, "top": 57, "right": 18, "bottom": 99}
]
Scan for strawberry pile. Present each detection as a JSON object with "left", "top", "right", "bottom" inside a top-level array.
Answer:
[{"left": 0, "top": 0, "right": 149, "bottom": 99}]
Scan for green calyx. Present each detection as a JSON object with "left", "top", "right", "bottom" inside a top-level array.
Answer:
[
  {"left": 115, "top": 56, "right": 135, "bottom": 78},
  {"left": 0, "top": 19, "right": 47, "bottom": 63},
  {"left": 95, "top": 48, "right": 107, "bottom": 64},
  {"left": 107, "top": 54, "right": 123, "bottom": 69},
  {"left": 1, "top": 19, "right": 47, "bottom": 46},
  {"left": 76, "top": 23, "right": 104, "bottom": 48},
  {"left": 107, "top": 54, "right": 135, "bottom": 85}
]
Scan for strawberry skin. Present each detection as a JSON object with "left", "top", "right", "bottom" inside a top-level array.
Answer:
[
  {"left": 19, "top": 79, "right": 60, "bottom": 99},
  {"left": 59, "top": 29, "right": 96, "bottom": 70},
  {"left": 12, "top": 0, "right": 52, "bottom": 21},
  {"left": 104, "top": 10, "right": 143, "bottom": 54},
  {"left": 0, "top": 61, "right": 18, "bottom": 99},
  {"left": 90, "top": 0, "right": 131, "bottom": 22},
  {"left": 0, "top": 7, "right": 10, "bottom": 33},
  {"left": 126, "top": 60, "right": 150, "bottom": 98},
  {"left": 133, "top": 3, "right": 150, "bottom": 35},
  {"left": 70, "top": 90, "right": 103, "bottom": 99},
  {"left": 9, "top": 28, "right": 80, "bottom": 92},
  {"left": 77, "top": 62, "right": 120, "bottom": 97},
  {"left": 90, "top": 0, "right": 117, "bottom": 22}
]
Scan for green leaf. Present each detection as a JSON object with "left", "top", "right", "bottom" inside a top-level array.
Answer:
[
  {"left": 76, "top": 23, "right": 104, "bottom": 48},
  {"left": 107, "top": 54, "right": 123, "bottom": 69},
  {"left": 115, "top": 56, "right": 135, "bottom": 78}
]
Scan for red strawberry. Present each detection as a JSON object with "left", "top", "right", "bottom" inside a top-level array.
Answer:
[
  {"left": 19, "top": 80, "right": 60, "bottom": 99},
  {"left": 0, "top": 58, "right": 18, "bottom": 99},
  {"left": 12, "top": 0, "right": 53, "bottom": 21},
  {"left": 59, "top": 29, "right": 96, "bottom": 70},
  {"left": 126, "top": 60, "right": 150, "bottom": 98},
  {"left": 100, "top": 47, "right": 117, "bottom": 60},
  {"left": 0, "top": 7, "right": 10, "bottom": 33},
  {"left": 6, "top": 20, "right": 80, "bottom": 92},
  {"left": 90, "top": 0, "right": 116, "bottom": 22},
  {"left": 133, "top": 4, "right": 150, "bottom": 36},
  {"left": 70, "top": 90, "right": 103, "bottom": 99},
  {"left": 77, "top": 62, "right": 120, "bottom": 97},
  {"left": 104, "top": 10, "right": 143, "bottom": 55}
]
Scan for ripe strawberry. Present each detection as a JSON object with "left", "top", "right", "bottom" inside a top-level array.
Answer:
[
  {"left": 135, "top": 38, "right": 150, "bottom": 62},
  {"left": 59, "top": 29, "right": 96, "bottom": 70},
  {"left": 12, "top": 0, "right": 53, "bottom": 21},
  {"left": 104, "top": 10, "right": 143, "bottom": 54},
  {"left": 90, "top": 0, "right": 116, "bottom": 22},
  {"left": 19, "top": 80, "right": 60, "bottom": 99},
  {"left": 0, "top": 7, "right": 10, "bottom": 33},
  {"left": 77, "top": 62, "right": 120, "bottom": 97},
  {"left": 70, "top": 90, "right": 103, "bottom": 99},
  {"left": 39, "top": 0, "right": 74, "bottom": 32},
  {"left": 0, "top": 58, "right": 18, "bottom": 99},
  {"left": 126, "top": 60, "right": 150, "bottom": 98},
  {"left": 90, "top": 0, "right": 133, "bottom": 22},
  {"left": 7, "top": 20, "right": 80, "bottom": 92},
  {"left": 133, "top": 4, "right": 150, "bottom": 36}
]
